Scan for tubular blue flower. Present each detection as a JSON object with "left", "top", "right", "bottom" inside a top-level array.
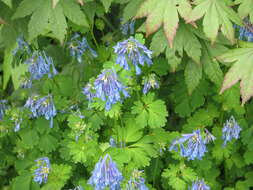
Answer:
[
  {"left": 68, "top": 33, "right": 97, "bottom": 63},
  {"left": 109, "top": 137, "right": 117, "bottom": 147},
  {"left": 189, "top": 179, "right": 210, "bottom": 190},
  {"left": 222, "top": 116, "right": 242, "bottom": 146},
  {"left": 88, "top": 154, "right": 123, "bottom": 190},
  {"left": 24, "top": 95, "right": 56, "bottom": 128},
  {"left": 120, "top": 20, "right": 135, "bottom": 35},
  {"left": 169, "top": 129, "right": 207, "bottom": 160},
  {"left": 0, "top": 100, "right": 7, "bottom": 120},
  {"left": 33, "top": 157, "right": 50, "bottom": 184},
  {"left": 204, "top": 129, "right": 216, "bottom": 144},
  {"left": 83, "top": 69, "right": 129, "bottom": 110},
  {"left": 13, "top": 37, "right": 31, "bottom": 56},
  {"left": 13, "top": 118, "right": 23, "bottom": 132},
  {"left": 126, "top": 170, "right": 148, "bottom": 190},
  {"left": 142, "top": 74, "right": 159, "bottom": 94},
  {"left": 113, "top": 37, "right": 152, "bottom": 75},
  {"left": 25, "top": 51, "right": 58, "bottom": 80}
]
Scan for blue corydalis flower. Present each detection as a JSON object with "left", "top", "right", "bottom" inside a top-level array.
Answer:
[
  {"left": 14, "top": 118, "right": 23, "bottom": 132},
  {"left": 126, "top": 170, "right": 149, "bottom": 190},
  {"left": 33, "top": 157, "right": 50, "bottom": 184},
  {"left": 189, "top": 179, "right": 210, "bottom": 190},
  {"left": 68, "top": 33, "right": 97, "bottom": 63},
  {"left": 25, "top": 51, "right": 58, "bottom": 80},
  {"left": 222, "top": 116, "right": 241, "bottom": 146},
  {"left": 25, "top": 95, "right": 56, "bottom": 128},
  {"left": 142, "top": 74, "right": 159, "bottom": 94},
  {"left": 120, "top": 20, "right": 135, "bottom": 36},
  {"left": 109, "top": 137, "right": 117, "bottom": 147},
  {"left": 204, "top": 129, "right": 216, "bottom": 144},
  {"left": 169, "top": 129, "right": 207, "bottom": 160},
  {"left": 83, "top": 69, "right": 129, "bottom": 110},
  {"left": 113, "top": 37, "right": 152, "bottom": 75},
  {"left": 13, "top": 37, "right": 31, "bottom": 56},
  {"left": 0, "top": 100, "right": 7, "bottom": 120},
  {"left": 88, "top": 154, "right": 123, "bottom": 190}
]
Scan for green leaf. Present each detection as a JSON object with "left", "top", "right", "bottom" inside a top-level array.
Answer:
[
  {"left": 202, "top": 44, "right": 223, "bottom": 87},
  {"left": 39, "top": 134, "right": 58, "bottom": 153},
  {"left": 11, "top": 172, "right": 31, "bottom": 190},
  {"left": 218, "top": 48, "right": 253, "bottom": 105},
  {"left": 52, "top": 0, "right": 60, "bottom": 8},
  {"left": 187, "top": 0, "right": 242, "bottom": 43},
  {"left": 12, "top": 0, "right": 40, "bottom": 19},
  {"left": 235, "top": 0, "right": 253, "bottom": 22},
  {"left": 162, "top": 164, "right": 197, "bottom": 190},
  {"left": 131, "top": 93, "right": 168, "bottom": 128},
  {"left": 101, "top": 0, "right": 113, "bottom": 12},
  {"left": 3, "top": 48, "right": 13, "bottom": 89},
  {"left": 61, "top": 0, "right": 89, "bottom": 27},
  {"left": 19, "top": 128, "right": 39, "bottom": 148},
  {"left": 41, "top": 164, "right": 72, "bottom": 190},
  {"left": 184, "top": 60, "right": 202, "bottom": 95},
  {"left": 28, "top": 0, "right": 51, "bottom": 40},
  {"left": 135, "top": 0, "right": 192, "bottom": 47},
  {"left": 11, "top": 64, "right": 28, "bottom": 90},
  {"left": 49, "top": 3, "right": 67, "bottom": 43},
  {"left": 2, "top": 0, "right": 12, "bottom": 8},
  {"left": 122, "top": 0, "right": 143, "bottom": 22}
]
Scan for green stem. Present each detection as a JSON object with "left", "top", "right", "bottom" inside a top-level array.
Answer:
[
  {"left": 90, "top": 28, "right": 99, "bottom": 48},
  {"left": 153, "top": 157, "right": 159, "bottom": 187}
]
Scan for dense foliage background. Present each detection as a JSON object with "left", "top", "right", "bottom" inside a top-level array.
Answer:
[{"left": 1, "top": 0, "right": 253, "bottom": 189}]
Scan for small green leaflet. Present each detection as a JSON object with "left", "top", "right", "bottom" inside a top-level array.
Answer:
[
  {"left": 218, "top": 48, "right": 253, "bottom": 105},
  {"left": 184, "top": 60, "right": 202, "bottom": 95},
  {"left": 187, "top": 0, "right": 242, "bottom": 43},
  {"left": 162, "top": 164, "right": 197, "bottom": 190},
  {"left": 131, "top": 93, "right": 168, "bottom": 128},
  {"left": 101, "top": 0, "right": 114, "bottom": 12},
  {"left": 135, "top": 0, "right": 192, "bottom": 47},
  {"left": 235, "top": 0, "right": 253, "bottom": 22}
]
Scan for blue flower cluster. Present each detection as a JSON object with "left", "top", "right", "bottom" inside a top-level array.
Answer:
[
  {"left": 68, "top": 33, "right": 97, "bottom": 63},
  {"left": 189, "top": 179, "right": 210, "bottom": 190},
  {"left": 13, "top": 36, "right": 31, "bottom": 56},
  {"left": 234, "top": 19, "right": 253, "bottom": 42},
  {"left": 33, "top": 157, "right": 50, "bottom": 184},
  {"left": 25, "top": 51, "right": 58, "bottom": 81},
  {"left": 83, "top": 69, "right": 129, "bottom": 110},
  {"left": 88, "top": 154, "right": 123, "bottom": 190},
  {"left": 169, "top": 129, "right": 214, "bottom": 160},
  {"left": 126, "top": 170, "right": 149, "bottom": 190},
  {"left": 120, "top": 20, "right": 135, "bottom": 36},
  {"left": 113, "top": 37, "right": 152, "bottom": 75},
  {"left": 24, "top": 95, "right": 56, "bottom": 128},
  {"left": 222, "top": 116, "right": 241, "bottom": 146},
  {"left": 142, "top": 74, "right": 159, "bottom": 94},
  {"left": 0, "top": 100, "right": 7, "bottom": 120}
]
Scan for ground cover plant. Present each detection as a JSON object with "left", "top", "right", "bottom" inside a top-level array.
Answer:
[{"left": 1, "top": 0, "right": 253, "bottom": 189}]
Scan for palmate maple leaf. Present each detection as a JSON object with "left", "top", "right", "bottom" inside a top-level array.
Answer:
[
  {"left": 135, "top": 0, "right": 192, "bottom": 47},
  {"left": 218, "top": 47, "right": 253, "bottom": 105},
  {"left": 186, "top": 0, "right": 242, "bottom": 43}
]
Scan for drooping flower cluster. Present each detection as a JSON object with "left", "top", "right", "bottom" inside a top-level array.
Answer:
[
  {"left": 169, "top": 129, "right": 212, "bottom": 160},
  {"left": 88, "top": 154, "right": 123, "bottom": 190},
  {"left": 24, "top": 95, "right": 56, "bottom": 128},
  {"left": 222, "top": 116, "right": 241, "bottom": 146},
  {"left": 68, "top": 33, "right": 97, "bottom": 63},
  {"left": 0, "top": 100, "right": 7, "bottom": 120},
  {"left": 126, "top": 170, "right": 149, "bottom": 190},
  {"left": 120, "top": 20, "right": 135, "bottom": 36},
  {"left": 189, "top": 179, "right": 210, "bottom": 190},
  {"left": 142, "top": 74, "right": 159, "bottom": 94},
  {"left": 33, "top": 157, "right": 50, "bottom": 184},
  {"left": 13, "top": 36, "right": 31, "bottom": 56},
  {"left": 83, "top": 69, "right": 129, "bottom": 110},
  {"left": 25, "top": 51, "right": 58, "bottom": 80},
  {"left": 113, "top": 37, "right": 152, "bottom": 75}
]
